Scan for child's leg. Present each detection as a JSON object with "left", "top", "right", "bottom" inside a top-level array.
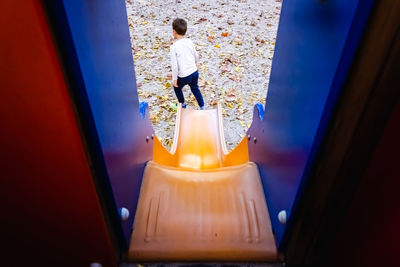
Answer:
[
  {"left": 188, "top": 71, "right": 204, "bottom": 108},
  {"left": 173, "top": 78, "right": 185, "bottom": 104}
]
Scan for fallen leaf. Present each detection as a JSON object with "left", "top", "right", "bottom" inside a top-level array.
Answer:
[
  {"left": 150, "top": 114, "right": 158, "bottom": 123},
  {"left": 221, "top": 32, "right": 229, "bottom": 37},
  {"left": 229, "top": 75, "right": 239, "bottom": 82},
  {"left": 227, "top": 89, "right": 236, "bottom": 97},
  {"left": 255, "top": 36, "right": 265, "bottom": 43},
  {"left": 220, "top": 64, "right": 229, "bottom": 73},
  {"left": 209, "top": 100, "right": 218, "bottom": 106}
]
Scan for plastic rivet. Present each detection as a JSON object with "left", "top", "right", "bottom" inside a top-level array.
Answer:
[
  {"left": 119, "top": 207, "right": 130, "bottom": 221},
  {"left": 278, "top": 210, "right": 287, "bottom": 224}
]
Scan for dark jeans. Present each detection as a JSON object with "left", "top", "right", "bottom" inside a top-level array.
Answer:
[{"left": 173, "top": 70, "right": 204, "bottom": 108}]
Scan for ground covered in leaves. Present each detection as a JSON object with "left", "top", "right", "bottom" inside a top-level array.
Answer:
[{"left": 126, "top": 0, "right": 281, "bottom": 150}]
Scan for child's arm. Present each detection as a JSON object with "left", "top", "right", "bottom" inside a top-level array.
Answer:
[
  {"left": 194, "top": 46, "right": 199, "bottom": 67},
  {"left": 170, "top": 46, "right": 179, "bottom": 87}
]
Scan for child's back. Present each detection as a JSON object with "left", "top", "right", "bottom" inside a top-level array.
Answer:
[{"left": 170, "top": 38, "right": 198, "bottom": 80}]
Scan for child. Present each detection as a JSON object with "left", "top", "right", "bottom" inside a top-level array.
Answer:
[{"left": 170, "top": 18, "right": 204, "bottom": 110}]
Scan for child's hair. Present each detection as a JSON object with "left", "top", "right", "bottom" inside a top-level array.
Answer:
[{"left": 172, "top": 18, "right": 187, "bottom": 35}]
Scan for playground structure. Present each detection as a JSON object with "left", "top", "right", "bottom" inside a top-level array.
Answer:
[
  {"left": 1, "top": 0, "right": 400, "bottom": 266},
  {"left": 129, "top": 104, "right": 276, "bottom": 261}
]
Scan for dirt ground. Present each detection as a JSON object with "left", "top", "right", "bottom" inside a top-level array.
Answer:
[{"left": 126, "top": 0, "right": 281, "bottom": 150}]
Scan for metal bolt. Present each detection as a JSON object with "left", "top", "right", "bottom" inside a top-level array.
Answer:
[
  {"left": 151, "top": 134, "right": 154, "bottom": 139},
  {"left": 146, "top": 136, "right": 150, "bottom": 142},
  {"left": 119, "top": 207, "right": 130, "bottom": 221},
  {"left": 253, "top": 137, "right": 257, "bottom": 143},
  {"left": 278, "top": 210, "right": 287, "bottom": 224},
  {"left": 247, "top": 134, "right": 251, "bottom": 140}
]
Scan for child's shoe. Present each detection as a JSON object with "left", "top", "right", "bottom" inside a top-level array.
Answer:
[
  {"left": 175, "top": 103, "right": 186, "bottom": 109},
  {"left": 200, "top": 106, "right": 205, "bottom": 110}
]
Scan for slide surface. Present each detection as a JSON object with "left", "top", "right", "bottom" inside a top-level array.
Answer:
[{"left": 129, "top": 105, "right": 277, "bottom": 261}]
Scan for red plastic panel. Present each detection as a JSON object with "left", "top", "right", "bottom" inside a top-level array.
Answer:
[{"left": 0, "top": 1, "right": 116, "bottom": 266}]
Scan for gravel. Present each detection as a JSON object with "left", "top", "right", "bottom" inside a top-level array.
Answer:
[{"left": 126, "top": 0, "right": 281, "bottom": 150}]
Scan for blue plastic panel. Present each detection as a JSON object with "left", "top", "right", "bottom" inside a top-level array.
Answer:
[
  {"left": 60, "top": 0, "right": 153, "bottom": 244},
  {"left": 248, "top": 0, "right": 374, "bottom": 248}
]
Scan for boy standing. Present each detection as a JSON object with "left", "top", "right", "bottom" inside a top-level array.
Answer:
[{"left": 170, "top": 18, "right": 204, "bottom": 110}]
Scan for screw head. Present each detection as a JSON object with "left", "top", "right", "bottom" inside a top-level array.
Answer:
[
  {"left": 151, "top": 134, "right": 154, "bottom": 139},
  {"left": 146, "top": 136, "right": 150, "bottom": 142},
  {"left": 253, "top": 137, "right": 257, "bottom": 143},
  {"left": 278, "top": 210, "right": 287, "bottom": 224},
  {"left": 119, "top": 207, "right": 130, "bottom": 221},
  {"left": 247, "top": 134, "right": 251, "bottom": 140}
]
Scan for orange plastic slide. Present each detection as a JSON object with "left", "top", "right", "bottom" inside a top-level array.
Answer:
[{"left": 129, "top": 104, "right": 277, "bottom": 261}]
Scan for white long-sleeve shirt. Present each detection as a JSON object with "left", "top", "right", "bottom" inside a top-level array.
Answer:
[{"left": 170, "top": 38, "right": 199, "bottom": 81}]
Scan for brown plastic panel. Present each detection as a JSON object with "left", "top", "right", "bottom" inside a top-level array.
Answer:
[{"left": 129, "top": 161, "right": 277, "bottom": 261}]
